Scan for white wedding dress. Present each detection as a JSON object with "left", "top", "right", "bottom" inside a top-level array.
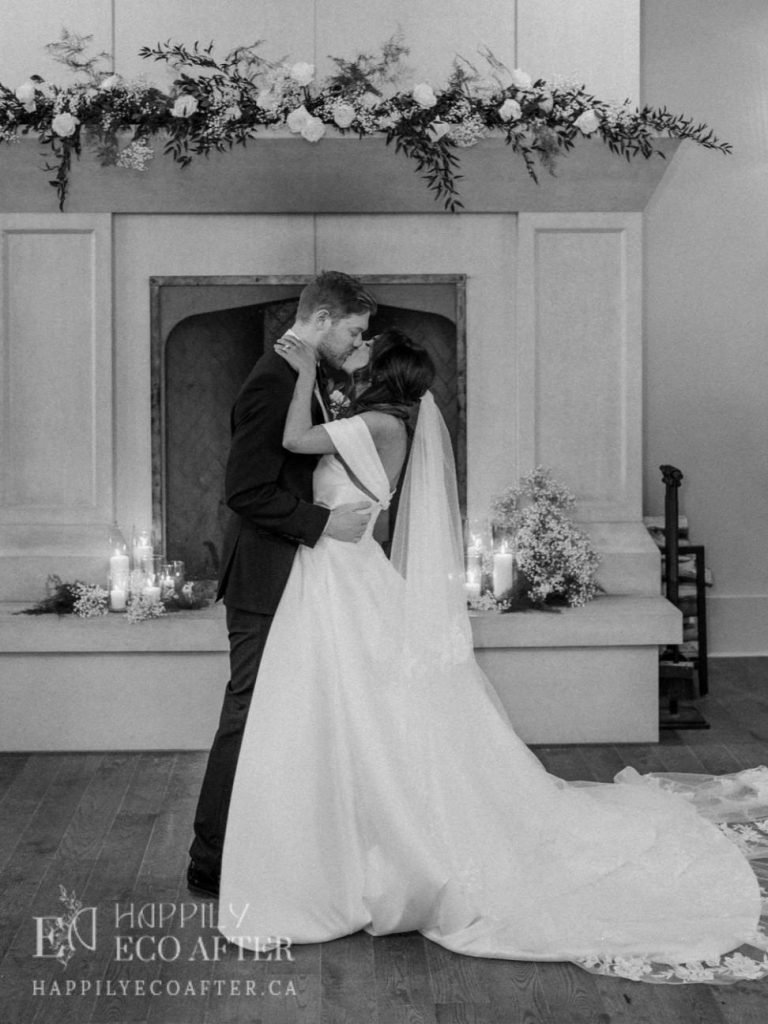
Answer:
[{"left": 218, "top": 398, "right": 768, "bottom": 984}]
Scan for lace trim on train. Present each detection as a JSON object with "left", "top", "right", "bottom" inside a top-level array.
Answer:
[{"left": 575, "top": 816, "right": 768, "bottom": 984}]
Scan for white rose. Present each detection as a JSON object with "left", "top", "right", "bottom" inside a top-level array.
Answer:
[
  {"left": 286, "top": 104, "right": 312, "bottom": 134},
  {"left": 224, "top": 104, "right": 242, "bottom": 122},
  {"left": 332, "top": 102, "right": 356, "bottom": 129},
  {"left": 300, "top": 115, "right": 326, "bottom": 143},
  {"left": 290, "top": 62, "right": 315, "bottom": 87},
  {"left": 256, "top": 89, "right": 278, "bottom": 112},
  {"left": 51, "top": 112, "right": 79, "bottom": 137},
  {"left": 427, "top": 119, "right": 451, "bottom": 142},
  {"left": 361, "top": 91, "right": 380, "bottom": 109},
  {"left": 412, "top": 82, "right": 437, "bottom": 109},
  {"left": 100, "top": 74, "right": 121, "bottom": 91},
  {"left": 510, "top": 68, "right": 533, "bottom": 91},
  {"left": 171, "top": 95, "right": 198, "bottom": 118},
  {"left": 15, "top": 80, "right": 36, "bottom": 111},
  {"left": 498, "top": 98, "right": 522, "bottom": 122},
  {"left": 574, "top": 109, "right": 601, "bottom": 135}
]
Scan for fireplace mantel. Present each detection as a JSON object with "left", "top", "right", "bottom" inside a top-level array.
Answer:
[{"left": 1, "top": 134, "right": 681, "bottom": 215}]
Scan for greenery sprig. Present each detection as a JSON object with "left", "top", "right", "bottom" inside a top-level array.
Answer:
[{"left": 0, "top": 29, "right": 732, "bottom": 212}]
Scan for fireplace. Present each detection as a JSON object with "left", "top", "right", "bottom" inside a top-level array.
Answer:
[
  {"left": 1, "top": 139, "right": 683, "bottom": 747},
  {"left": 151, "top": 275, "right": 467, "bottom": 577}
]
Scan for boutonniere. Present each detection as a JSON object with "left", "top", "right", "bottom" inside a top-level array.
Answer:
[{"left": 328, "top": 389, "right": 351, "bottom": 419}]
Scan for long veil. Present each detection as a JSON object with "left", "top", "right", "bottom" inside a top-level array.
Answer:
[{"left": 390, "top": 391, "right": 474, "bottom": 667}]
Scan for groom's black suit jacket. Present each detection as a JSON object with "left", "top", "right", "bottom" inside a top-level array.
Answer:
[{"left": 216, "top": 348, "right": 330, "bottom": 614}]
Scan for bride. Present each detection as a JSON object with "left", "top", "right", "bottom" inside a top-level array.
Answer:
[{"left": 218, "top": 329, "right": 768, "bottom": 984}]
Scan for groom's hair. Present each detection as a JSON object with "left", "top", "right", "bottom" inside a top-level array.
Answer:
[{"left": 296, "top": 270, "right": 377, "bottom": 322}]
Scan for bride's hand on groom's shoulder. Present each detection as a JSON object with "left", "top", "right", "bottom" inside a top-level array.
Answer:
[{"left": 275, "top": 336, "right": 316, "bottom": 377}]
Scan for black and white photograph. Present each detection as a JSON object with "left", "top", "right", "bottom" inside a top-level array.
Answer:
[{"left": 1, "top": 2, "right": 767, "bottom": 1022}]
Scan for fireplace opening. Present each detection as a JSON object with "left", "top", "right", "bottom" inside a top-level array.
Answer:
[{"left": 151, "top": 276, "right": 466, "bottom": 578}]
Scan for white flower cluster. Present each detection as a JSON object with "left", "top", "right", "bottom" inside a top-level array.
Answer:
[
  {"left": 125, "top": 592, "right": 166, "bottom": 624},
  {"left": 115, "top": 138, "right": 154, "bottom": 170},
  {"left": 492, "top": 467, "right": 600, "bottom": 608},
  {"left": 72, "top": 582, "right": 109, "bottom": 618}
]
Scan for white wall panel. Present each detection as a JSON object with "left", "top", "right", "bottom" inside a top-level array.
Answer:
[
  {"left": 517, "top": 213, "right": 642, "bottom": 520},
  {"left": 0, "top": 214, "right": 112, "bottom": 531}
]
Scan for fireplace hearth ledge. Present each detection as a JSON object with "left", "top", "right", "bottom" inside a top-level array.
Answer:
[{"left": 0, "top": 595, "right": 679, "bottom": 749}]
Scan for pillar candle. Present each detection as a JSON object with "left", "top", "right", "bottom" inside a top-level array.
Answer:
[
  {"left": 142, "top": 585, "right": 161, "bottom": 604},
  {"left": 493, "top": 551, "right": 515, "bottom": 597},
  {"left": 110, "top": 552, "right": 129, "bottom": 578},
  {"left": 110, "top": 588, "right": 127, "bottom": 611}
]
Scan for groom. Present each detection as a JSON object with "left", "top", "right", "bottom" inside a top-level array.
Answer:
[{"left": 188, "top": 270, "right": 377, "bottom": 897}]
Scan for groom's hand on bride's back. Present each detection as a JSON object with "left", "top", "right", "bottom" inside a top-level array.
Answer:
[{"left": 323, "top": 501, "right": 373, "bottom": 542}]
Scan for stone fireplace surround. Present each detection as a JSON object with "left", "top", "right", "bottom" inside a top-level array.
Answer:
[{"left": 0, "top": 134, "right": 682, "bottom": 748}]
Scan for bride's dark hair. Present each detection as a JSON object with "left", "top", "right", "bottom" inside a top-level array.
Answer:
[{"left": 351, "top": 328, "right": 435, "bottom": 413}]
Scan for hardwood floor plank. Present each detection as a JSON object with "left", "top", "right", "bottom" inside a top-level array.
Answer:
[
  {"left": 610, "top": 743, "right": 668, "bottom": 774},
  {"left": 30, "top": 754, "right": 176, "bottom": 1024},
  {"left": 424, "top": 940, "right": 489, "bottom": 1005},
  {"left": 723, "top": 741, "right": 768, "bottom": 772},
  {"left": 713, "top": 980, "right": 768, "bottom": 1024},
  {"left": 530, "top": 746, "right": 595, "bottom": 782},
  {"left": 578, "top": 745, "right": 629, "bottom": 783},
  {"left": 525, "top": 960, "right": 609, "bottom": 1024},
  {"left": 592, "top": 974, "right": 673, "bottom": 1024},
  {"left": 95, "top": 754, "right": 189, "bottom": 1024},
  {"left": 0, "top": 753, "right": 132, "bottom": 1024},
  {"left": 321, "top": 931, "right": 378, "bottom": 1024},
  {"left": 373, "top": 930, "right": 437, "bottom": 1024},
  {"left": 0, "top": 753, "right": 94, "bottom": 873},
  {"left": 201, "top": 941, "right": 321, "bottom": 1024},
  {"left": 679, "top": 742, "right": 745, "bottom": 775},
  {"left": 655, "top": 742, "right": 709, "bottom": 774},
  {"left": 0, "top": 753, "right": 30, "bottom": 803},
  {"left": 648, "top": 982, "right": 727, "bottom": 1024},
  {"left": 478, "top": 957, "right": 557, "bottom": 1024}
]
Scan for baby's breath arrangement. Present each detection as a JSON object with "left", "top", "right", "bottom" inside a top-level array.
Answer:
[
  {"left": 71, "top": 582, "right": 110, "bottom": 618},
  {"left": 0, "top": 28, "right": 731, "bottom": 212},
  {"left": 125, "top": 592, "right": 166, "bottom": 623},
  {"left": 491, "top": 467, "right": 600, "bottom": 608}
]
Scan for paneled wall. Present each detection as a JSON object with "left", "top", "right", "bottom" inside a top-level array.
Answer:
[
  {"left": 0, "top": 1, "right": 639, "bottom": 102},
  {"left": 0, "top": 215, "right": 113, "bottom": 594},
  {"left": 516, "top": 215, "right": 642, "bottom": 520}
]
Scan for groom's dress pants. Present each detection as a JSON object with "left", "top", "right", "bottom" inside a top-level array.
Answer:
[{"left": 190, "top": 605, "right": 273, "bottom": 876}]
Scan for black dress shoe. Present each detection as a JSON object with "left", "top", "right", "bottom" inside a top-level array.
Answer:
[{"left": 187, "top": 860, "right": 220, "bottom": 898}]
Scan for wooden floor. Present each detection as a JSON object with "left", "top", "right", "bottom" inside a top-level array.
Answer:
[{"left": 1, "top": 658, "right": 767, "bottom": 1024}]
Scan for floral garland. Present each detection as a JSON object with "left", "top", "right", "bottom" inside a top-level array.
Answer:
[{"left": 0, "top": 28, "right": 731, "bottom": 212}]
